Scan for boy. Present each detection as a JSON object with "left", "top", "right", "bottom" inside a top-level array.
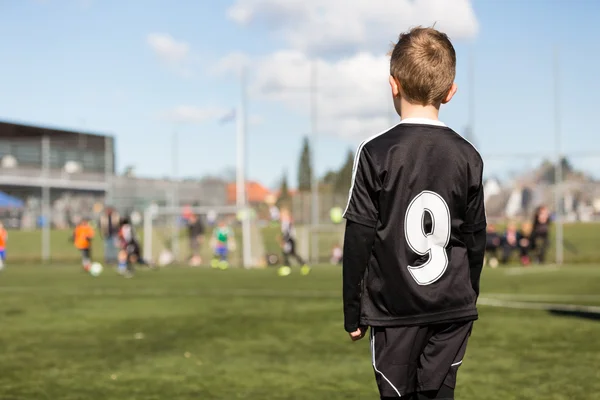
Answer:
[
  {"left": 73, "top": 218, "right": 95, "bottom": 271},
  {"left": 210, "top": 220, "right": 234, "bottom": 270},
  {"left": 278, "top": 208, "right": 310, "bottom": 276},
  {"left": 117, "top": 217, "right": 149, "bottom": 277},
  {"left": 0, "top": 222, "right": 7, "bottom": 269},
  {"left": 342, "top": 27, "right": 486, "bottom": 400},
  {"left": 187, "top": 214, "right": 205, "bottom": 266}
]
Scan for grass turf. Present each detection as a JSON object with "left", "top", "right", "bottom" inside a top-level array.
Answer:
[
  {"left": 0, "top": 264, "right": 599, "bottom": 399},
  {"left": 5, "top": 222, "right": 600, "bottom": 264}
]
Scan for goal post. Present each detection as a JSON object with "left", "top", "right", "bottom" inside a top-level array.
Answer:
[
  {"left": 303, "top": 223, "right": 345, "bottom": 264},
  {"left": 142, "top": 205, "right": 264, "bottom": 268}
]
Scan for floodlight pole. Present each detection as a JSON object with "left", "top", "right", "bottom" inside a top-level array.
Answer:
[
  {"left": 310, "top": 61, "right": 319, "bottom": 265},
  {"left": 237, "top": 66, "right": 252, "bottom": 268},
  {"left": 104, "top": 136, "right": 113, "bottom": 205},
  {"left": 171, "top": 129, "right": 179, "bottom": 261},
  {"left": 553, "top": 46, "right": 564, "bottom": 265},
  {"left": 41, "top": 135, "right": 51, "bottom": 263},
  {"left": 467, "top": 45, "right": 476, "bottom": 145}
]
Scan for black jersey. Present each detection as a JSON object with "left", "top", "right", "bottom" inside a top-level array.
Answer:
[{"left": 343, "top": 119, "right": 486, "bottom": 328}]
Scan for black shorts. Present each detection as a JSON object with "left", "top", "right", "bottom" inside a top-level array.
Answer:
[
  {"left": 80, "top": 248, "right": 91, "bottom": 260},
  {"left": 370, "top": 321, "right": 472, "bottom": 398},
  {"left": 283, "top": 239, "right": 296, "bottom": 255}
]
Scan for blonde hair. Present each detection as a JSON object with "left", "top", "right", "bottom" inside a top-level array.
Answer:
[{"left": 389, "top": 27, "right": 456, "bottom": 106}]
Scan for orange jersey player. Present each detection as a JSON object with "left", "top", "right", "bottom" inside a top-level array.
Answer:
[
  {"left": 0, "top": 222, "right": 7, "bottom": 268},
  {"left": 73, "top": 219, "right": 95, "bottom": 270}
]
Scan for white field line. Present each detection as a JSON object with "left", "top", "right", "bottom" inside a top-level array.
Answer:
[
  {"left": 485, "top": 293, "right": 600, "bottom": 302},
  {"left": 503, "top": 265, "right": 561, "bottom": 275},
  {"left": 1, "top": 287, "right": 599, "bottom": 313},
  {"left": 478, "top": 297, "right": 600, "bottom": 314}
]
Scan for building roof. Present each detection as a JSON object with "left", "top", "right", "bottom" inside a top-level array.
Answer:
[
  {"left": 0, "top": 120, "right": 112, "bottom": 140},
  {"left": 227, "top": 181, "right": 272, "bottom": 204}
]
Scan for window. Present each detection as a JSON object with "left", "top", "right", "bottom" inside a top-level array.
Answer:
[
  {"left": 0, "top": 139, "right": 11, "bottom": 158},
  {"left": 13, "top": 142, "right": 41, "bottom": 166}
]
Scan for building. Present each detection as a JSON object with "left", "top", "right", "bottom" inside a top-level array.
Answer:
[
  {"left": 0, "top": 120, "right": 113, "bottom": 227},
  {"left": 0, "top": 121, "right": 229, "bottom": 227},
  {"left": 0, "top": 120, "right": 113, "bottom": 194},
  {"left": 226, "top": 181, "right": 273, "bottom": 205}
]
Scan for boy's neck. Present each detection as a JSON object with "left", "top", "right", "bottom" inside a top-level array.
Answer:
[{"left": 399, "top": 98, "right": 440, "bottom": 121}]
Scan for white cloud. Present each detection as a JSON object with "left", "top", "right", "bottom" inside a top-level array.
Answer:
[
  {"left": 215, "top": 50, "right": 392, "bottom": 139},
  {"left": 163, "top": 106, "right": 264, "bottom": 126},
  {"left": 249, "top": 114, "right": 264, "bottom": 126},
  {"left": 147, "top": 33, "right": 193, "bottom": 76},
  {"left": 227, "top": 0, "right": 478, "bottom": 57},
  {"left": 163, "top": 106, "right": 228, "bottom": 124},
  {"left": 217, "top": 0, "right": 479, "bottom": 140}
]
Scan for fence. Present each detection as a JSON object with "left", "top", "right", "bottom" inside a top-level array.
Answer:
[{"left": 2, "top": 46, "right": 600, "bottom": 266}]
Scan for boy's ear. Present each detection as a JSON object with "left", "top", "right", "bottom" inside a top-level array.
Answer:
[
  {"left": 442, "top": 83, "right": 458, "bottom": 104},
  {"left": 389, "top": 75, "right": 401, "bottom": 98}
]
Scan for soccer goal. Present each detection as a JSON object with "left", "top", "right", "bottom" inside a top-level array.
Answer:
[
  {"left": 142, "top": 205, "right": 265, "bottom": 268},
  {"left": 304, "top": 223, "right": 345, "bottom": 265}
]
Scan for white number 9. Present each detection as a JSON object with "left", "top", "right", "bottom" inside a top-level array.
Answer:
[{"left": 404, "top": 191, "right": 451, "bottom": 285}]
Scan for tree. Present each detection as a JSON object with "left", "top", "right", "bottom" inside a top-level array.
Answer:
[
  {"left": 334, "top": 149, "right": 355, "bottom": 195},
  {"left": 540, "top": 157, "right": 575, "bottom": 184},
  {"left": 297, "top": 136, "right": 312, "bottom": 192},
  {"left": 277, "top": 171, "right": 291, "bottom": 209}
]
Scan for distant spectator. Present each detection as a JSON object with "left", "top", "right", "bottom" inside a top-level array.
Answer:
[
  {"left": 530, "top": 205, "right": 551, "bottom": 264},
  {"left": 520, "top": 222, "right": 533, "bottom": 266},
  {"left": 485, "top": 224, "right": 501, "bottom": 267},
  {"left": 501, "top": 222, "right": 529, "bottom": 265},
  {"left": 331, "top": 243, "right": 343, "bottom": 265},
  {"left": 99, "top": 207, "right": 120, "bottom": 265},
  {"left": 188, "top": 214, "right": 205, "bottom": 266}
]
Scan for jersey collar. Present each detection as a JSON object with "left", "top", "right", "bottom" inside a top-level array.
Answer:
[{"left": 399, "top": 118, "right": 446, "bottom": 127}]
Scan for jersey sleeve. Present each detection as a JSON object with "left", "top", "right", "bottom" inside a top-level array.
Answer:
[
  {"left": 343, "top": 146, "right": 380, "bottom": 228},
  {"left": 462, "top": 162, "right": 487, "bottom": 233}
]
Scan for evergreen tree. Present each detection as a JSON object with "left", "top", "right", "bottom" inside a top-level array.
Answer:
[
  {"left": 298, "top": 136, "right": 312, "bottom": 192},
  {"left": 277, "top": 172, "right": 291, "bottom": 208},
  {"left": 334, "top": 149, "right": 355, "bottom": 194}
]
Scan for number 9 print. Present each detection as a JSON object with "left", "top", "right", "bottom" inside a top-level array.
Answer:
[{"left": 404, "top": 191, "right": 451, "bottom": 286}]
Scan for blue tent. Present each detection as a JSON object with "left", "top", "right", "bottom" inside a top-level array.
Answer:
[{"left": 0, "top": 191, "right": 24, "bottom": 209}]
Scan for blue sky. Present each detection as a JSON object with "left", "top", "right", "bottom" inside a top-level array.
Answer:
[{"left": 1, "top": 0, "right": 599, "bottom": 188}]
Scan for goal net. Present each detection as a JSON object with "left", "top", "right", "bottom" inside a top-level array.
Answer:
[{"left": 142, "top": 205, "right": 265, "bottom": 268}]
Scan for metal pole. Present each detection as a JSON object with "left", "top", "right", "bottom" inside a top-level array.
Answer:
[
  {"left": 41, "top": 135, "right": 51, "bottom": 263},
  {"left": 171, "top": 130, "right": 179, "bottom": 261},
  {"left": 143, "top": 206, "right": 153, "bottom": 263},
  {"left": 388, "top": 87, "right": 395, "bottom": 126},
  {"left": 467, "top": 45, "right": 476, "bottom": 145},
  {"left": 310, "top": 61, "right": 319, "bottom": 265},
  {"left": 553, "top": 46, "right": 564, "bottom": 265},
  {"left": 237, "top": 66, "right": 252, "bottom": 268},
  {"left": 104, "top": 136, "right": 113, "bottom": 205}
]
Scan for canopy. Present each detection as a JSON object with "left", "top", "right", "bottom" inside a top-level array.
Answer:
[{"left": 0, "top": 191, "right": 24, "bottom": 209}]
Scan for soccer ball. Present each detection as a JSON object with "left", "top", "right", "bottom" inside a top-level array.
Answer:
[
  {"left": 89, "top": 262, "right": 103, "bottom": 277},
  {"left": 158, "top": 250, "right": 174, "bottom": 266},
  {"left": 277, "top": 266, "right": 292, "bottom": 277}
]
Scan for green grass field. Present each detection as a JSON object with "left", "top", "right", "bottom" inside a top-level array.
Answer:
[
  {"left": 6, "top": 222, "right": 600, "bottom": 265},
  {"left": 0, "top": 264, "right": 599, "bottom": 399}
]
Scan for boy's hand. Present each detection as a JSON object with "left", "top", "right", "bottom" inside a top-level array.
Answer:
[{"left": 349, "top": 327, "right": 367, "bottom": 341}]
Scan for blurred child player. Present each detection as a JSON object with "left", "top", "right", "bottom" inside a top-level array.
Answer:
[
  {"left": 73, "top": 218, "right": 95, "bottom": 271},
  {"left": 279, "top": 209, "right": 310, "bottom": 276},
  {"left": 342, "top": 27, "right": 486, "bottom": 399},
  {"left": 117, "top": 217, "right": 148, "bottom": 277},
  {"left": 211, "top": 220, "right": 233, "bottom": 270},
  {"left": 0, "top": 222, "right": 7, "bottom": 269}
]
